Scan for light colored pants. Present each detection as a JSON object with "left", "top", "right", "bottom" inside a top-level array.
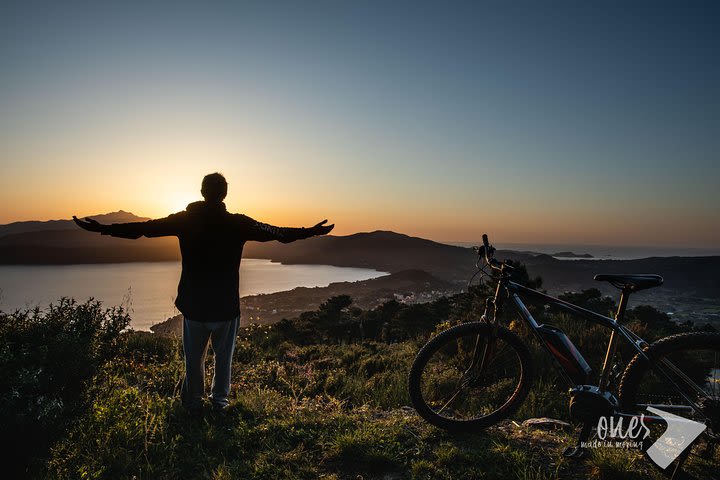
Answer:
[{"left": 181, "top": 315, "right": 239, "bottom": 408}]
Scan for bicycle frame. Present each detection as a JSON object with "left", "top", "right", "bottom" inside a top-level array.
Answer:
[{"left": 486, "top": 276, "right": 709, "bottom": 421}]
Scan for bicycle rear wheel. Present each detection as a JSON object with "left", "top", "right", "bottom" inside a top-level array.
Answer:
[
  {"left": 619, "top": 332, "right": 720, "bottom": 479},
  {"left": 408, "top": 322, "right": 532, "bottom": 432}
]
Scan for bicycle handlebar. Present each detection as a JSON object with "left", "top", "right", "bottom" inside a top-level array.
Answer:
[{"left": 476, "top": 233, "right": 509, "bottom": 272}]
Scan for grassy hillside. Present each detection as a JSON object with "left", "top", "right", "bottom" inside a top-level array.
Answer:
[{"left": 1, "top": 261, "right": 716, "bottom": 478}]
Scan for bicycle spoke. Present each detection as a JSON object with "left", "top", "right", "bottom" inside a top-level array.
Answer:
[
  {"left": 660, "top": 357, "right": 714, "bottom": 400},
  {"left": 437, "top": 386, "right": 466, "bottom": 414}
]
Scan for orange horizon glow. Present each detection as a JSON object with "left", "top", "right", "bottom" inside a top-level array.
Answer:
[
  {"left": 2, "top": 182, "right": 717, "bottom": 248},
  {"left": 1, "top": 143, "right": 717, "bottom": 248}
]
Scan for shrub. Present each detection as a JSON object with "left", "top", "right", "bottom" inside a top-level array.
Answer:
[{"left": 0, "top": 298, "right": 129, "bottom": 477}]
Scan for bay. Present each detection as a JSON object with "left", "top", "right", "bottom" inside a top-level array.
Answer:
[{"left": 0, "top": 259, "right": 387, "bottom": 330}]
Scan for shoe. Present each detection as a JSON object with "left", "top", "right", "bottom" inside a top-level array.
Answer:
[{"left": 183, "top": 402, "right": 204, "bottom": 417}]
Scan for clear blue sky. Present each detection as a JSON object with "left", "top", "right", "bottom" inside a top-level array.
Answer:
[{"left": 0, "top": 1, "right": 718, "bottom": 246}]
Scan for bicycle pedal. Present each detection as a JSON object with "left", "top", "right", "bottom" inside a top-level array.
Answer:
[{"left": 562, "top": 445, "right": 590, "bottom": 460}]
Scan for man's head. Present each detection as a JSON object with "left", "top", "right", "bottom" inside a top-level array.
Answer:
[{"left": 201, "top": 173, "right": 228, "bottom": 203}]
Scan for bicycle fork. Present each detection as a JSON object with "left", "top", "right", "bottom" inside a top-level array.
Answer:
[{"left": 467, "top": 281, "right": 504, "bottom": 379}]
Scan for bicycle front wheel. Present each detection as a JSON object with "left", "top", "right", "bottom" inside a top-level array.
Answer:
[{"left": 408, "top": 322, "right": 532, "bottom": 432}]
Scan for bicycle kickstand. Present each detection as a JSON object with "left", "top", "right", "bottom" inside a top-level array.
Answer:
[
  {"left": 669, "top": 438, "right": 696, "bottom": 480},
  {"left": 563, "top": 422, "right": 593, "bottom": 460}
]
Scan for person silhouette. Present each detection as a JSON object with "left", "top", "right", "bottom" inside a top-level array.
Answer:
[{"left": 74, "top": 172, "right": 334, "bottom": 413}]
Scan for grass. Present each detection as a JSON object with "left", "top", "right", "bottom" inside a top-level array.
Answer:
[
  {"left": 42, "top": 332, "right": 671, "bottom": 480},
  {"left": 4, "top": 294, "right": 705, "bottom": 479}
]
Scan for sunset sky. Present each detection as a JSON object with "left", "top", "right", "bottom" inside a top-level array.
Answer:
[{"left": 1, "top": 1, "right": 718, "bottom": 247}]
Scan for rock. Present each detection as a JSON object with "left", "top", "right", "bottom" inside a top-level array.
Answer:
[
  {"left": 521, "top": 417, "right": 572, "bottom": 430},
  {"left": 399, "top": 405, "right": 416, "bottom": 415}
]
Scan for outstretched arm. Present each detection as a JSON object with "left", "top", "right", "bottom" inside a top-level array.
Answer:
[
  {"left": 73, "top": 216, "right": 107, "bottom": 233},
  {"left": 73, "top": 213, "right": 184, "bottom": 239},
  {"left": 241, "top": 217, "right": 334, "bottom": 243}
]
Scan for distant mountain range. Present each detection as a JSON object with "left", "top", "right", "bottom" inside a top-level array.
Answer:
[
  {"left": 0, "top": 211, "right": 150, "bottom": 237},
  {"left": 1, "top": 212, "right": 718, "bottom": 299},
  {"left": 0, "top": 211, "right": 176, "bottom": 263}
]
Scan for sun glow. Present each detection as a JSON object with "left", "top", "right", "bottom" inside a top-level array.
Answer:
[{"left": 164, "top": 192, "right": 198, "bottom": 216}]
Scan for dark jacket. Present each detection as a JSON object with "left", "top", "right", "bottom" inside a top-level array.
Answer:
[{"left": 101, "top": 201, "right": 315, "bottom": 322}]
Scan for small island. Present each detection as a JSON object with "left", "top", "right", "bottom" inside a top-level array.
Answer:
[{"left": 552, "top": 251, "right": 594, "bottom": 259}]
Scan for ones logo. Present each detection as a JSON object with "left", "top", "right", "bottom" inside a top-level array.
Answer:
[
  {"left": 595, "top": 408, "right": 706, "bottom": 469},
  {"left": 597, "top": 414, "right": 650, "bottom": 441}
]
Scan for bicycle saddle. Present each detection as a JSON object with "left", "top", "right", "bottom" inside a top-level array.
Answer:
[{"left": 593, "top": 274, "right": 663, "bottom": 292}]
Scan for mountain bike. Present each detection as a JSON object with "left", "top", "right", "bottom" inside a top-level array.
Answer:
[{"left": 408, "top": 234, "right": 719, "bottom": 479}]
